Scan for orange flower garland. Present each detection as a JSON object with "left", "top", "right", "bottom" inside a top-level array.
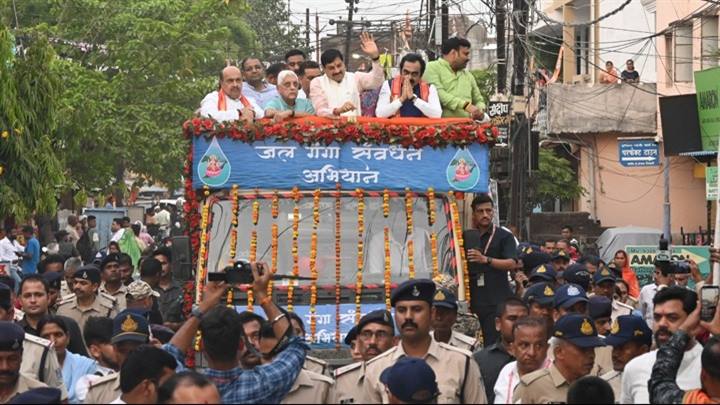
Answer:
[
  {"left": 405, "top": 188, "right": 415, "bottom": 279},
  {"left": 309, "top": 189, "right": 321, "bottom": 342},
  {"left": 427, "top": 187, "right": 436, "bottom": 226},
  {"left": 450, "top": 196, "right": 470, "bottom": 302},
  {"left": 383, "top": 189, "right": 390, "bottom": 218},
  {"left": 384, "top": 227, "right": 391, "bottom": 310},
  {"left": 431, "top": 233, "right": 439, "bottom": 280},
  {"left": 288, "top": 186, "right": 301, "bottom": 312},
  {"left": 228, "top": 185, "right": 239, "bottom": 307},
  {"left": 195, "top": 187, "right": 211, "bottom": 351},
  {"left": 271, "top": 190, "right": 279, "bottom": 219},
  {"left": 334, "top": 184, "right": 342, "bottom": 348},
  {"left": 269, "top": 223, "right": 278, "bottom": 297},
  {"left": 355, "top": 188, "right": 365, "bottom": 324},
  {"left": 247, "top": 229, "right": 257, "bottom": 311},
  {"left": 252, "top": 189, "right": 260, "bottom": 226}
]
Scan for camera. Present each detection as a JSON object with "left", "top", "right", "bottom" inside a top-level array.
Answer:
[
  {"left": 207, "top": 260, "right": 254, "bottom": 284},
  {"left": 655, "top": 239, "right": 691, "bottom": 274}
]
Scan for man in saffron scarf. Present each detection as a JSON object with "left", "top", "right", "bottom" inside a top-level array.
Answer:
[
  {"left": 375, "top": 53, "right": 442, "bottom": 118},
  {"left": 200, "top": 65, "right": 264, "bottom": 123},
  {"left": 309, "top": 32, "right": 384, "bottom": 118}
]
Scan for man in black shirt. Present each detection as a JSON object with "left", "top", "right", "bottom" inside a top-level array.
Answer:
[{"left": 462, "top": 194, "right": 518, "bottom": 346}]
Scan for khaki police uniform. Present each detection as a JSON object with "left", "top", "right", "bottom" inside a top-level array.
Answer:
[
  {"left": 84, "top": 372, "right": 120, "bottom": 404},
  {"left": 447, "top": 330, "right": 479, "bottom": 353},
  {"left": 594, "top": 345, "right": 613, "bottom": 375},
  {"left": 20, "top": 333, "right": 65, "bottom": 392},
  {"left": 333, "top": 361, "right": 365, "bottom": 404},
  {"left": 362, "top": 338, "right": 487, "bottom": 404},
  {"left": 57, "top": 294, "right": 118, "bottom": 333},
  {"left": 513, "top": 362, "right": 598, "bottom": 404},
  {"left": 0, "top": 373, "right": 67, "bottom": 404},
  {"left": 99, "top": 283, "right": 128, "bottom": 312},
  {"left": 601, "top": 370, "right": 622, "bottom": 403},
  {"left": 611, "top": 300, "right": 633, "bottom": 322},
  {"left": 281, "top": 369, "right": 335, "bottom": 404},
  {"left": 60, "top": 280, "right": 72, "bottom": 300},
  {"left": 305, "top": 355, "right": 329, "bottom": 376}
]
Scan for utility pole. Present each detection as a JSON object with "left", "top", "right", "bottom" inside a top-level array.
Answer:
[
  {"left": 305, "top": 8, "right": 311, "bottom": 49},
  {"left": 441, "top": 0, "right": 449, "bottom": 42},
  {"left": 315, "top": 11, "right": 320, "bottom": 63},
  {"left": 496, "top": 0, "right": 507, "bottom": 93},
  {"left": 344, "top": 0, "right": 358, "bottom": 62},
  {"left": 429, "top": 0, "right": 436, "bottom": 42},
  {"left": 508, "top": 0, "right": 530, "bottom": 236}
]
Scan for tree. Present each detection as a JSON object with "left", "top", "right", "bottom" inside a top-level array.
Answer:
[
  {"left": 241, "top": 0, "right": 308, "bottom": 61},
  {"left": 528, "top": 148, "right": 585, "bottom": 207},
  {"left": 471, "top": 67, "right": 497, "bottom": 103},
  {"left": 0, "top": 28, "right": 65, "bottom": 220}
]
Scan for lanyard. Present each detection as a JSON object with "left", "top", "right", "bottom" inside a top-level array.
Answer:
[{"left": 482, "top": 225, "right": 496, "bottom": 256}]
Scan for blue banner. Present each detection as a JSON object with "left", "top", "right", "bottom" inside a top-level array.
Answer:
[
  {"left": 236, "top": 303, "right": 388, "bottom": 348},
  {"left": 193, "top": 137, "right": 489, "bottom": 192}
]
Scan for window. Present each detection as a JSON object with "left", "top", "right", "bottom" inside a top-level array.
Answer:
[
  {"left": 665, "top": 33, "right": 674, "bottom": 85},
  {"left": 674, "top": 24, "right": 693, "bottom": 82},
  {"left": 702, "top": 16, "right": 719, "bottom": 69},
  {"left": 575, "top": 26, "right": 590, "bottom": 75}
]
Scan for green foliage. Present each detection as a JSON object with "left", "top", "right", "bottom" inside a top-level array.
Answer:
[
  {"left": 529, "top": 149, "right": 585, "bottom": 206},
  {"left": 241, "top": 0, "right": 307, "bottom": 61},
  {"left": 471, "top": 67, "right": 497, "bottom": 103},
  {"left": 0, "top": 28, "right": 65, "bottom": 219}
]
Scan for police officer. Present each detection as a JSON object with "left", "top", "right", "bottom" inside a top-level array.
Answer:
[
  {"left": 362, "top": 279, "right": 486, "bottom": 403},
  {"left": 524, "top": 282, "right": 556, "bottom": 336},
  {"left": 40, "top": 272, "right": 63, "bottom": 313},
  {"left": 564, "top": 264, "right": 593, "bottom": 292},
  {"left": 0, "top": 321, "right": 68, "bottom": 403},
  {"left": 513, "top": 314, "right": 606, "bottom": 403},
  {"left": 431, "top": 288, "right": 478, "bottom": 352},
  {"left": 553, "top": 283, "right": 589, "bottom": 320},
  {"left": 84, "top": 310, "right": 150, "bottom": 404},
  {"left": 0, "top": 284, "right": 64, "bottom": 393},
  {"left": 345, "top": 325, "right": 362, "bottom": 362},
  {"left": 334, "top": 310, "right": 396, "bottom": 404},
  {"left": 256, "top": 322, "right": 335, "bottom": 404},
  {"left": 57, "top": 265, "right": 117, "bottom": 333},
  {"left": 287, "top": 312, "right": 330, "bottom": 376},
  {"left": 380, "top": 357, "right": 440, "bottom": 404},
  {"left": 600, "top": 315, "right": 652, "bottom": 401},
  {"left": 592, "top": 267, "right": 633, "bottom": 322},
  {"left": 528, "top": 264, "right": 557, "bottom": 287},
  {"left": 551, "top": 250, "right": 571, "bottom": 274},
  {"left": 98, "top": 254, "right": 128, "bottom": 312}
]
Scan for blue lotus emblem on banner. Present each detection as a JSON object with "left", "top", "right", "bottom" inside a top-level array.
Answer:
[
  {"left": 198, "top": 137, "right": 231, "bottom": 187},
  {"left": 446, "top": 148, "right": 480, "bottom": 191}
]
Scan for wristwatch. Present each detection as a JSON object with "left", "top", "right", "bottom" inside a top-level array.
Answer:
[
  {"left": 486, "top": 257, "right": 493, "bottom": 266},
  {"left": 191, "top": 305, "right": 204, "bottom": 320}
]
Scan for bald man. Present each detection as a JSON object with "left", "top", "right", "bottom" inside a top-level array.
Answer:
[{"left": 200, "top": 65, "right": 264, "bottom": 123}]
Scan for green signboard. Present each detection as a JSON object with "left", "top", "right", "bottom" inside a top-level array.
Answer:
[
  {"left": 695, "top": 67, "right": 720, "bottom": 152},
  {"left": 626, "top": 245, "right": 710, "bottom": 287},
  {"left": 708, "top": 166, "right": 718, "bottom": 201}
]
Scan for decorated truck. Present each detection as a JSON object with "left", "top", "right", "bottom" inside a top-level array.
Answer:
[{"left": 182, "top": 116, "right": 497, "bottom": 356}]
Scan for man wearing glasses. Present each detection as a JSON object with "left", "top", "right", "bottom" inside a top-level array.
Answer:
[
  {"left": 333, "top": 309, "right": 396, "bottom": 404},
  {"left": 638, "top": 261, "right": 674, "bottom": 328}
]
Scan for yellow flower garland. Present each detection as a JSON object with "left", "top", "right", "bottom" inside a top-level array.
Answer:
[
  {"left": 384, "top": 227, "right": 391, "bottom": 310},
  {"left": 431, "top": 232, "right": 439, "bottom": 280},
  {"left": 334, "top": 184, "right": 342, "bottom": 348},
  {"left": 288, "top": 186, "right": 301, "bottom": 312},
  {"left": 310, "top": 189, "right": 320, "bottom": 342},
  {"left": 355, "top": 188, "right": 365, "bottom": 324},
  {"left": 269, "top": 223, "right": 278, "bottom": 297},
  {"left": 405, "top": 188, "right": 415, "bottom": 279}
]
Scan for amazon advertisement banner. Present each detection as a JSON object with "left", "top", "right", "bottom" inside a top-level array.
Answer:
[
  {"left": 626, "top": 245, "right": 710, "bottom": 287},
  {"left": 193, "top": 137, "right": 489, "bottom": 192}
]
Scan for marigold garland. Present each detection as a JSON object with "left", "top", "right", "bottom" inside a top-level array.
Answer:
[
  {"left": 355, "top": 188, "right": 365, "bottom": 324},
  {"left": 383, "top": 189, "right": 390, "bottom": 218},
  {"left": 449, "top": 196, "right": 470, "bottom": 302},
  {"left": 252, "top": 189, "right": 260, "bottom": 226},
  {"left": 405, "top": 188, "right": 415, "bottom": 279},
  {"left": 271, "top": 190, "right": 279, "bottom": 219},
  {"left": 288, "top": 186, "right": 301, "bottom": 312},
  {"left": 427, "top": 187, "right": 436, "bottom": 226},
  {"left": 195, "top": 188, "right": 211, "bottom": 351},
  {"left": 247, "top": 229, "right": 258, "bottom": 311},
  {"left": 269, "top": 223, "right": 278, "bottom": 297},
  {"left": 334, "top": 184, "right": 342, "bottom": 348},
  {"left": 384, "top": 227, "right": 392, "bottom": 311},
  {"left": 228, "top": 186, "right": 239, "bottom": 307},
  {"left": 309, "top": 189, "right": 321, "bottom": 342},
  {"left": 431, "top": 232, "right": 439, "bottom": 280}
]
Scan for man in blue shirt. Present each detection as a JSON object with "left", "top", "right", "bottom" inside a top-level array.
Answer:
[{"left": 20, "top": 225, "right": 40, "bottom": 275}]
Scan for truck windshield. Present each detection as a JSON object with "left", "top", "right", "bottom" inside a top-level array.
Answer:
[{"left": 205, "top": 194, "right": 455, "bottom": 286}]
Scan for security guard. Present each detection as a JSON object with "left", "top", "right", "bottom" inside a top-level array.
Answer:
[
  {"left": 334, "top": 310, "right": 396, "bottom": 404},
  {"left": 601, "top": 315, "right": 652, "bottom": 401},
  {"left": 524, "top": 282, "right": 556, "bottom": 335},
  {"left": 57, "top": 265, "right": 117, "bottom": 333},
  {"left": 513, "top": 314, "right": 606, "bottom": 404},
  {"left": 362, "top": 279, "right": 486, "bottom": 403},
  {"left": 84, "top": 311, "right": 150, "bottom": 404},
  {"left": 345, "top": 325, "right": 362, "bottom": 362},
  {"left": 592, "top": 268, "right": 633, "bottom": 322},
  {"left": 0, "top": 283, "right": 64, "bottom": 392},
  {"left": 98, "top": 254, "right": 128, "bottom": 312},
  {"left": 0, "top": 322, "right": 68, "bottom": 404},
  {"left": 551, "top": 250, "right": 571, "bottom": 274},
  {"left": 431, "top": 288, "right": 478, "bottom": 352}
]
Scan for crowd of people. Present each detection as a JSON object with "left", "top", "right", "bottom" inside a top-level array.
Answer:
[
  {"left": 199, "top": 35, "right": 487, "bottom": 123},
  {"left": 0, "top": 32, "right": 717, "bottom": 404}
]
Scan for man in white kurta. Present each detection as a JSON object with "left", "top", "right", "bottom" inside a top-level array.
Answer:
[
  {"left": 200, "top": 66, "right": 264, "bottom": 122},
  {"left": 309, "top": 32, "right": 384, "bottom": 117}
]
